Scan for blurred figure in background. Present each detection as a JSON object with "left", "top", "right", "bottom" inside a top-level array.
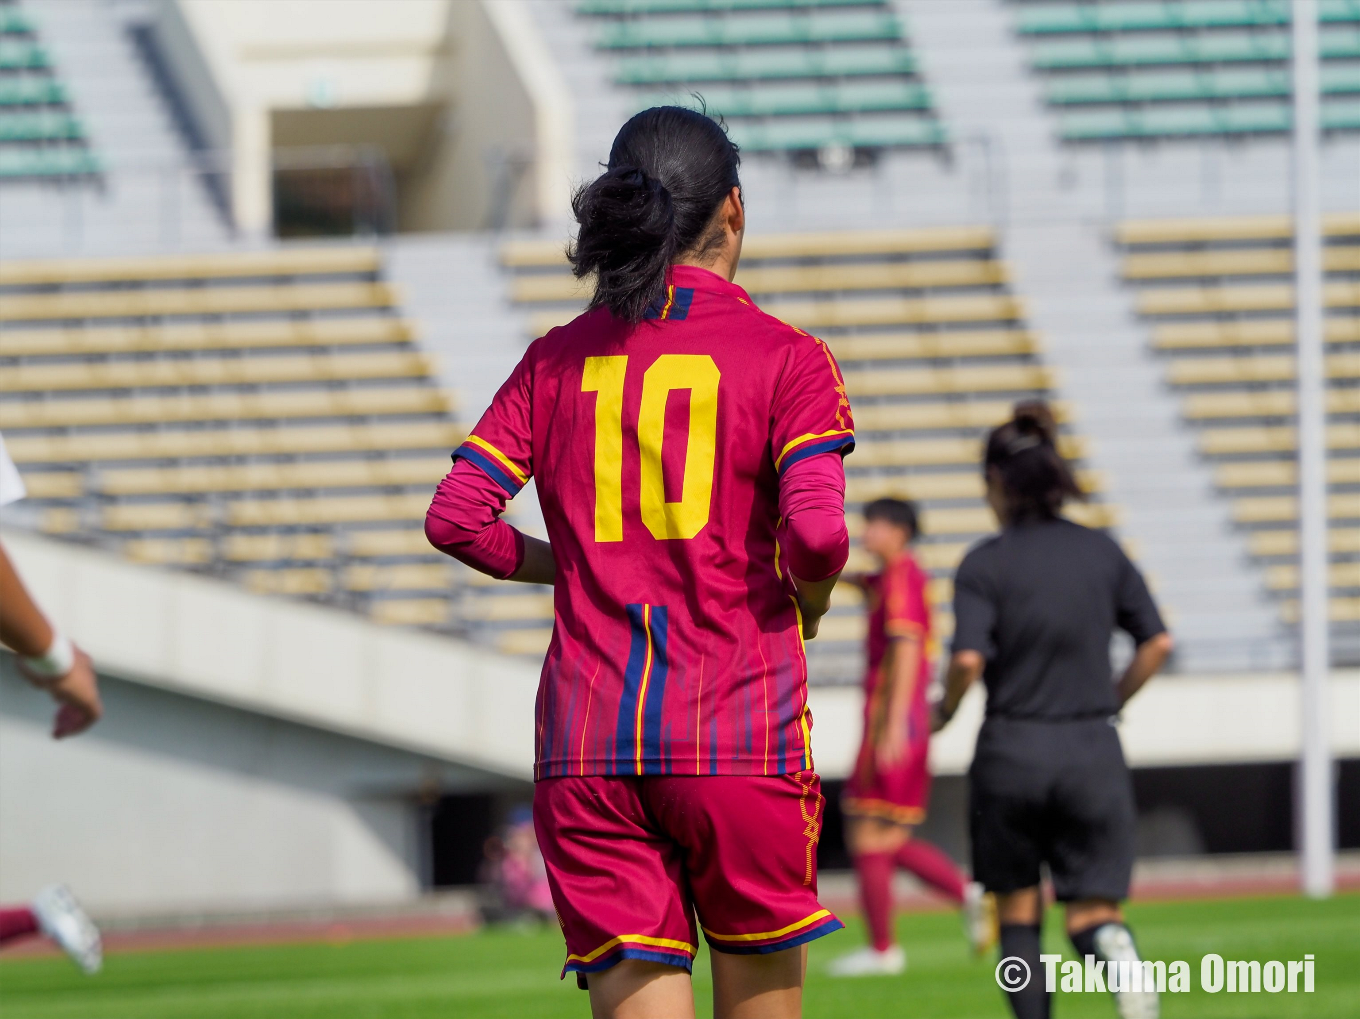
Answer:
[
  {"left": 0, "top": 433, "right": 104, "bottom": 974},
  {"left": 829, "top": 498, "right": 994, "bottom": 977},
  {"left": 480, "top": 806, "right": 554, "bottom": 925},
  {"left": 933, "top": 402, "right": 1173, "bottom": 1019}
]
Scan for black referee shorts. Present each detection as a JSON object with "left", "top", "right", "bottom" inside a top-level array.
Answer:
[{"left": 969, "top": 716, "right": 1135, "bottom": 902}]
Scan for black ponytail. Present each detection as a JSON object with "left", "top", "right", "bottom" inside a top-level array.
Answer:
[
  {"left": 568, "top": 106, "right": 741, "bottom": 324},
  {"left": 984, "top": 400, "right": 1084, "bottom": 521}
]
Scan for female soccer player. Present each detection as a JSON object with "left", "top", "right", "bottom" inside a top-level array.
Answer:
[
  {"left": 828, "top": 498, "right": 991, "bottom": 978},
  {"left": 933, "top": 402, "right": 1173, "bottom": 1019},
  {"left": 426, "top": 108, "right": 854, "bottom": 1018}
]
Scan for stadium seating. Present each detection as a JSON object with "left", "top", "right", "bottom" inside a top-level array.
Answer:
[
  {"left": 0, "top": 5, "right": 98, "bottom": 179},
  {"left": 577, "top": 0, "right": 946, "bottom": 154},
  {"left": 1117, "top": 211, "right": 1360, "bottom": 633},
  {"left": 1009, "top": 0, "right": 1360, "bottom": 140},
  {"left": 0, "top": 245, "right": 472, "bottom": 633},
  {"left": 497, "top": 225, "right": 1120, "bottom": 670}
]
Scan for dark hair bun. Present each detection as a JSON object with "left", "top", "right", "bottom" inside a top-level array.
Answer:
[{"left": 1010, "top": 400, "right": 1058, "bottom": 446}]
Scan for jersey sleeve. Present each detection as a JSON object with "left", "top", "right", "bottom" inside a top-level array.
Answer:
[
  {"left": 452, "top": 348, "right": 535, "bottom": 497},
  {"left": 770, "top": 334, "right": 855, "bottom": 476},
  {"left": 882, "top": 560, "right": 928, "bottom": 640},
  {"left": 1114, "top": 548, "right": 1166, "bottom": 645},
  {"left": 951, "top": 550, "right": 997, "bottom": 658}
]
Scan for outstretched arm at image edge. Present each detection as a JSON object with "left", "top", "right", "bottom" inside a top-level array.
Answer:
[
  {"left": 780, "top": 453, "right": 849, "bottom": 639},
  {"left": 425, "top": 459, "right": 555, "bottom": 586}
]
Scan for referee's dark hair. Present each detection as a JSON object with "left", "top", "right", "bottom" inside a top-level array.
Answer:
[
  {"left": 863, "top": 497, "right": 920, "bottom": 541},
  {"left": 984, "top": 400, "right": 1084, "bottom": 520}
]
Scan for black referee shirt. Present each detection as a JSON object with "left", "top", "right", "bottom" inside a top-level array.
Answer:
[{"left": 952, "top": 517, "right": 1166, "bottom": 720}]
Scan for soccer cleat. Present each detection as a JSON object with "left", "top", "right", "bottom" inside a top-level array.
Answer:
[
  {"left": 32, "top": 885, "right": 102, "bottom": 975},
  {"left": 962, "top": 881, "right": 998, "bottom": 956},
  {"left": 827, "top": 944, "right": 906, "bottom": 977},
  {"left": 1094, "top": 923, "right": 1158, "bottom": 1019}
]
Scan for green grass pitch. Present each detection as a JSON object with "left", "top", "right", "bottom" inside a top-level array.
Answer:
[{"left": 1, "top": 894, "right": 1357, "bottom": 1018}]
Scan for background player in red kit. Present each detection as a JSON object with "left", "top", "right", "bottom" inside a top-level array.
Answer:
[
  {"left": 829, "top": 498, "right": 994, "bottom": 977},
  {"left": 426, "top": 107, "right": 854, "bottom": 1018}
]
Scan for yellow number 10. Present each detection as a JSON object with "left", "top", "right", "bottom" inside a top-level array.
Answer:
[{"left": 582, "top": 354, "right": 721, "bottom": 542}]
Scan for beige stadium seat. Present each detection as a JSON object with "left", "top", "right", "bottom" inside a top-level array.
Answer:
[
  {"left": 1248, "top": 529, "right": 1360, "bottom": 557},
  {"left": 15, "top": 470, "right": 82, "bottom": 499},
  {"left": 0, "top": 282, "right": 398, "bottom": 323},
  {"left": 814, "top": 613, "right": 868, "bottom": 643},
  {"left": 222, "top": 533, "right": 335, "bottom": 562},
  {"left": 464, "top": 592, "right": 555, "bottom": 622},
  {"left": 1136, "top": 283, "right": 1360, "bottom": 317},
  {"left": 0, "top": 317, "right": 414, "bottom": 359},
  {"left": 343, "top": 563, "right": 452, "bottom": 593},
  {"left": 843, "top": 364, "right": 1052, "bottom": 399},
  {"left": 1280, "top": 598, "right": 1360, "bottom": 624},
  {"left": 100, "top": 502, "right": 213, "bottom": 532},
  {"left": 0, "top": 385, "right": 451, "bottom": 431},
  {"left": 1167, "top": 353, "right": 1360, "bottom": 386},
  {"left": 1216, "top": 459, "right": 1360, "bottom": 489},
  {"left": 39, "top": 508, "right": 80, "bottom": 534},
  {"left": 1122, "top": 246, "right": 1360, "bottom": 280},
  {"left": 344, "top": 528, "right": 433, "bottom": 558},
  {"left": 827, "top": 329, "right": 1037, "bottom": 363},
  {"left": 226, "top": 494, "right": 431, "bottom": 528},
  {"left": 1264, "top": 562, "right": 1360, "bottom": 592},
  {"left": 845, "top": 470, "right": 985, "bottom": 501},
  {"left": 841, "top": 541, "right": 970, "bottom": 574},
  {"left": 0, "top": 351, "right": 432, "bottom": 394},
  {"left": 370, "top": 598, "right": 450, "bottom": 626},
  {"left": 121, "top": 538, "right": 215, "bottom": 566},
  {"left": 5, "top": 421, "right": 464, "bottom": 464},
  {"left": 98, "top": 457, "right": 450, "bottom": 496},
  {"left": 496, "top": 627, "right": 554, "bottom": 655},
  {"left": 1199, "top": 423, "right": 1360, "bottom": 456},
  {"left": 1231, "top": 494, "right": 1359, "bottom": 524},
  {"left": 0, "top": 247, "right": 380, "bottom": 287},
  {"left": 1152, "top": 318, "right": 1360, "bottom": 350},
  {"left": 1115, "top": 211, "right": 1360, "bottom": 246},
  {"left": 245, "top": 568, "right": 335, "bottom": 597},
  {"left": 851, "top": 399, "right": 1068, "bottom": 433},
  {"left": 1182, "top": 389, "right": 1360, "bottom": 420},
  {"left": 850, "top": 435, "right": 1087, "bottom": 471}
]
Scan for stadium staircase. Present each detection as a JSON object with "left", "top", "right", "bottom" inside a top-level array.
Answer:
[
  {"left": 1008, "top": 0, "right": 1360, "bottom": 142},
  {"left": 1115, "top": 212, "right": 1360, "bottom": 662},
  {"left": 0, "top": 0, "right": 227, "bottom": 258},
  {"left": 499, "top": 226, "right": 1118, "bottom": 680}
]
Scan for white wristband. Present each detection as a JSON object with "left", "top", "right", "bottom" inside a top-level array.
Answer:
[{"left": 20, "top": 632, "right": 76, "bottom": 679}]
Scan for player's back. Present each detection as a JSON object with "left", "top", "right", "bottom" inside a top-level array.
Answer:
[{"left": 459, "top": 264, "right": 853, "bottom": 778}]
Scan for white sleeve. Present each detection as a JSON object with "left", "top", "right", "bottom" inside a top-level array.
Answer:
[{"left": 0, "top": 433, "right": 26, "bottom": 507}]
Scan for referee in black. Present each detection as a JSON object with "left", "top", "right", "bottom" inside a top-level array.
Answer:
[{"left": 933, "top": 402, "right": 1173, "bottom": 1019}]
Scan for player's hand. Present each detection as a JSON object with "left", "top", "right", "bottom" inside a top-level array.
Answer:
[
  {"left": 43, "top": 649, "right": 102, "bottom": 738},
  {"left": 876, "top": 719, "right": 908, "bottom": 771}
]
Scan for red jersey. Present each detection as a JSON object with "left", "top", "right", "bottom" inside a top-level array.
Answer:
[
  {"left": 862, "top": 552, "right": 934, "bottom": 719},
  {"left": 456, "top": 265, "right": 854, "bottom": 779}
]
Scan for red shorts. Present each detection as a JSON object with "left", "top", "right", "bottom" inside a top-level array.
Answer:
[
  {"left": 533, "top": 772, "right": 842, "bottom": 981},
  {"left": 842, "top": 729, "right": 932, "bottom": 826}
]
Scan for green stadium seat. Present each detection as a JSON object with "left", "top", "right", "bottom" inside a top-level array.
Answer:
[
  {"left": 1030, "top": 29, "right": 1360, "bottom": 70},
  {"left": 0, "top": 40, "right": 48, "bottom": 70},
  {"left": 726, "top": 114, "right": 945, "bottom": 151},
  {"left": 1051, "top": 64, "right": 1360, "bottom": 105},
  {"left": 0, "top": 7, "right": 36, "bottom": 33},
  {"left": 581, "top": 0, "right": 883, "bottom": 14},
  {"left": 0, "top": 111, "right": 83, "bottom": 141},
  {"left": 0, "top": 77, "right": 66, "bottom": 106},
  {"left": 1061, "top": 102, "right": 1292, "bottom": 139},
  {"left": 0, "top": 146, "right": 99, "bottom": 178},
  {"left": 1019, "top": 0, "right": 1360, "bottom": 35},
  {"left": 614, "top": 44, "right": 916, "bottom": 83},
  {"left": 639, "top": 80, "right": 930, "bottom": 117},
  {"left": 596, "top": 9, "right": 903, "bottom": 48}
]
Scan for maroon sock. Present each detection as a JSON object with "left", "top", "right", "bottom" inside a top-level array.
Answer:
[
  {"left": 896, "top": 839, "right": 967, "bottom": 904},
  {"left": 853, "top": 851, "right": 896, "bottom": 952},
  {"left": 0, "top": 907, "right": 39, "bottom": 946}
]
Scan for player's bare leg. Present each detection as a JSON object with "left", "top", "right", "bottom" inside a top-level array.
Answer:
[
  {"left": 710, "top": 944, "right": 805, "bottom": 1019},
  {"left": 586, "top": 959, "right": 695, "bottom": 1019}
]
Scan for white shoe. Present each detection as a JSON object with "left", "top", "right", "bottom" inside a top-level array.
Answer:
[
  {"left": 1094, "top": 923, "right": 1158, "bottom": 1019},
  {"left": 32, "top": 885, "right": 102, "bottom": 975},
  {"left": 827, "top": 944, "right": 906, "bottom": 977},
  {"left": 962, "top": 881, "right": 998, "bottom": 956}
]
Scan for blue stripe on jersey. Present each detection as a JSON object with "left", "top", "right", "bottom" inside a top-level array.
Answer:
[
  {"left": 777, "top": 435, "right": 856, "bottom": 475},
  {"left": 613, "top": 604, "right": 651, "bottom": 775},
  {"left": 454, "top": 444, "right": 524, "bottom": 496},
  {"left": 639, "top": 606, "right": 669, "bottom": 775}
]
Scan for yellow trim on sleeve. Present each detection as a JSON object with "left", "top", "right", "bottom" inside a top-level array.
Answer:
[
  {"left": 702, "top": 909, "right": 833, "bottom": 943},
  {"left": 773, "top": 428, "right": 855, "bottom": 471},
  {"left": 567, "top": 933, "right": 697, "bottom": 965},
  {"left": 463, "top": 434, "right": 529, "bottom": 486}
]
